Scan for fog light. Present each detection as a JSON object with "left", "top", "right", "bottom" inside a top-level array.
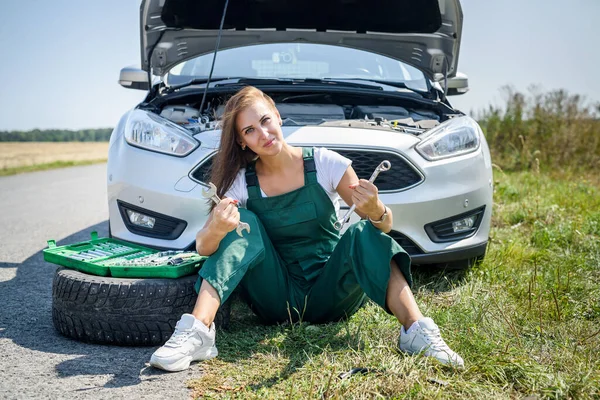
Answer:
[
  {"left": 117, "top": 201, "right": 188, "bottom": 239},
  {"left": 126, "top": 210, "right": 155, "bottom": 228},
  {"left": 452, "top": 215, "right": 477, "bottom": 232},
  {"left": 424, "top": 206, "right": 486, "bottom": 243}
]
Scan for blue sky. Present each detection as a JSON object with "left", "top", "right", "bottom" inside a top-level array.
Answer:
[{"left": 0, "top": 0, "right": 598, "bottom": 131}]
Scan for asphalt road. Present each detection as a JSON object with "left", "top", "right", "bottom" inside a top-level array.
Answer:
[{"left": 0, "top": 164, "right": 197, "bottom": 400}]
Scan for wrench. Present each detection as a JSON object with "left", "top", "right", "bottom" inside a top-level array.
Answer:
[
  {"left": 202, "top": 182, "right": 251, "bottom": 237},
  {"left": 334, "top": 160, "right": 391, "bottom": 230}
]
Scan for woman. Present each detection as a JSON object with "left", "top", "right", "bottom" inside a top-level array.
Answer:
[{"left": 150, "top": 86, "right": 463, "bottom": 372}]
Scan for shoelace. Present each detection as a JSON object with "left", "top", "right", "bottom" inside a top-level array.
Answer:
[
  {"left": 165, "top": 328, "right": 195, "bottom": 347},
  {"left": 422, "top": 327, "right": 451, "bottom": 351}
]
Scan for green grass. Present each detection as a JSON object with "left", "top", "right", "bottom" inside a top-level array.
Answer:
[
  {"left": 0, "top": 159, "right": 107, "bottom": 176},
  {"left": 187, "top": 169, "right": 600, "bottom": 399}
]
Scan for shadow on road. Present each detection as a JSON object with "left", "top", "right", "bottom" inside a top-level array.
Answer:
[{"left": 0, "top": 221, "right": 164, "bottom": 389}]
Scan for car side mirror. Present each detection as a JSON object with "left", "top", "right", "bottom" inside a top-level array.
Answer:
[
  {"left": 446, "top": 72, "right": 469, "bottom": 96},
  {"left": 119, "top": 66, "right": 150, "bottom": 90}
]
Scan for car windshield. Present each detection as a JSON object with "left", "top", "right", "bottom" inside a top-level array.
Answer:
[{"left": 165, "top": 43, "right": 429, "bottom": 92}]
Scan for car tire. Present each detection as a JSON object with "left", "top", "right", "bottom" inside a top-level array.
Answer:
[{"left": 51, "top": 267, "right": 230, "bottom": 346}]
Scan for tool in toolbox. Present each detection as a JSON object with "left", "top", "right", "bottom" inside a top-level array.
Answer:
[
  {"left": 334, "top": 160, "right": 392, "bottom": 230},
  {"left": 43, "top": 231, "right": 207, "bottom": 279},
  {"left": 101, "top": 251, "right": 199, "bottom": 266},
  {"left": 202, "top": 182, "right": 251, "bottom": 237}
]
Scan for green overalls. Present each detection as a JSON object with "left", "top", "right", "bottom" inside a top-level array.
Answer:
[{"left": 195, "top": 147, "right": 412, "bottom": 324}]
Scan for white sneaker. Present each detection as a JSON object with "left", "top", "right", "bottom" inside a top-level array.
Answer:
[
  {"left": 150, "top": 314, "right": 218, "bottom": 372},
  {"left": 398, "top": 317, "right": 464, "bottom": 368}
]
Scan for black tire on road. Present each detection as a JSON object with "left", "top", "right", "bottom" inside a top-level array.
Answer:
[{"left": 52, "top": 267, "right": 230, "bottom": 346}]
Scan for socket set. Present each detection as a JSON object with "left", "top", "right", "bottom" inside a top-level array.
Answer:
[
  {"left": 100, "top": 251, "right": 200, "bottom": 266},
  {"left": 43, "top": 231, "right": 207, "bottom": 279},
  {"left": 67, "top": 242, "right": 146, "bottom": 261}
]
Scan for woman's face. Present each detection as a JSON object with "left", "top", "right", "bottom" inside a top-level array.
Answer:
[{"left": 236, "top": 99, "right": 283, "bottom": 157}]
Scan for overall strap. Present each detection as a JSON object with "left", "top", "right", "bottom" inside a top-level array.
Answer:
[
  {"left": 245, "top": 162, "right": 262, "bottom": 200},
  {"left": 302, "top": 147, "right": 318, "bottom": 185}
]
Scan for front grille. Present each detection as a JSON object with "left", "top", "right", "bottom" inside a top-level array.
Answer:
[
  {"left": 387, "top": 230, "right": 423, "bottom": 255},
  {"left": 333, "top": 149, "right": 422, "bottom": 191},
  {"left": 191, "top": 148, "right": 422, "bottom": 191}
]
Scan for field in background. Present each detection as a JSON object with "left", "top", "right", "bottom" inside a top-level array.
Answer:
[
  {"left": 1, "top": 87, "right": 598, "bottom": 176},
  {"left": 0, "top": 142, "right": 109, "bottom": 176}
]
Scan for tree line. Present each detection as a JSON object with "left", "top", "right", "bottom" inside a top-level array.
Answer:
[
  {"left": 0, "top": 128, "right": 113, "bottom": 142},
  {"left": 2, "top": 87, "right": 598, "bottom": 171}
]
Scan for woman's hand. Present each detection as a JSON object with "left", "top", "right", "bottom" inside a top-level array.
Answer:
[
  {"left": 337, "top": 166, "right": 393, "bottom": 233},
  {"left": 208, "top": 197, "right": 240, "bottom": 235},
  {"left": 349, "top": 179, "right": 385, "bottom": 219}
]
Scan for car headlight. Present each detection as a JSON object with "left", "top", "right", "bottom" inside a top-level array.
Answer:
[
  {"left": 415, "top": 116, "right": 481, "bottom": 161},
  {"left": 124, "top": 109, "right": 198, "bottom": 157}
]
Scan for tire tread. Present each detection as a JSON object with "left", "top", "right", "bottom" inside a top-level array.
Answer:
[{"left": 52, "top": 267, "right": 230, "bottom": 346}]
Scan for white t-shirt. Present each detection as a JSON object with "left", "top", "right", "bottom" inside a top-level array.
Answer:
[{"left": 224, "top": 147, "right": 351, "bottom": 214}]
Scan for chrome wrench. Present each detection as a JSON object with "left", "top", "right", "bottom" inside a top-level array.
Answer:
[
  {"left": 334, "top": 160, "right": 391, "bottom": 230},
  {"left": 202, "top": 182, "right": 251, "bottom": 237}
]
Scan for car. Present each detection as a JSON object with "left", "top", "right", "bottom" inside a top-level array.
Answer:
[{"left": 109, "top": 0, "right": 493, "bottom": 270}]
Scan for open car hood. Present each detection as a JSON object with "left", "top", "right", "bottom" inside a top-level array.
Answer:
[{"left": 141, "top": 0, "right": 462, "bottom": 81}]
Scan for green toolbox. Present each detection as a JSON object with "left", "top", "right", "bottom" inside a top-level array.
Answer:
[{"left": 43, "top": 231, "right": 207, "bottom": 279}]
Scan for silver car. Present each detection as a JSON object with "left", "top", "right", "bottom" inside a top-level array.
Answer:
[{"left": 108, "top": 0, "right": 492, "bottom": 269}]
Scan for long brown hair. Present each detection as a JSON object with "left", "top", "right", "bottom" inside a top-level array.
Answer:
[{"left": 208, "top": 86, "right": 278, "bottom": 208}]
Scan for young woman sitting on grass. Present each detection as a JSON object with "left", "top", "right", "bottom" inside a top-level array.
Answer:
[{"left": 149, "top": 86, "right": 464, "bottom": 372}]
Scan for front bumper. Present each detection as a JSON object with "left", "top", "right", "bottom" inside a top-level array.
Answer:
[
  {"left": 410, "top": 241, "right": 487, "bottom": 264},
  {"left": 107, "top": 124, "right": 493, "bottom": 263}
]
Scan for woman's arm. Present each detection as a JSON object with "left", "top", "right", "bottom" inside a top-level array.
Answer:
[
  {"left": 195, "top": 198, "right": 241, "bottom": 256},
  {"left": 336, "top": 166, "right": 394, "bottom": 233}
]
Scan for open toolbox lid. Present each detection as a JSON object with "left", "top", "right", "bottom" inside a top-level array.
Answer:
[{"left": 43, "top": 231, "right": 207, "bottom": 279}]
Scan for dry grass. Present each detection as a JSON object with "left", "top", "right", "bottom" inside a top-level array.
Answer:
[
  {"left": 477, "top": 86, "right": 600, "bottom": 171},
  {"left": 0, "top": 142, "right": 109, "bottom": 174}
]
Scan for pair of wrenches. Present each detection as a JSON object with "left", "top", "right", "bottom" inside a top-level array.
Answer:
[
  {"left": 202, "top": 182, "right": 251, "bottom": 237},
  {"left": 334, "top": 160, "right": 392, "bottom": 230}
]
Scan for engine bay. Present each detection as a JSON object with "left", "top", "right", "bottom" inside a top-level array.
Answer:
[{"left": 151, "top": 90, "right": 453, "bottom": 136}]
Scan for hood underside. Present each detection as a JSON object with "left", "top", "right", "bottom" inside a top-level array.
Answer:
[{"left": 141, "top": 0, "right": 462, "bottom": 81}]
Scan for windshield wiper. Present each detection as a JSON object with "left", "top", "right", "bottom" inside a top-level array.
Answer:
[
  {"left": 164, "top": 77, "right": 239, "bottom": 92},
  {"left": 324, "top": 78, "right": 407, "bottom": 88},
  {"left": 220, "top": 78, "right": 384, "bottom": 91},
  {"left": 323, "top": 78, "right": 430, "bottom": 97},
  {"left": 166, "top": 77, "right": 389, "bottom": 93}
]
